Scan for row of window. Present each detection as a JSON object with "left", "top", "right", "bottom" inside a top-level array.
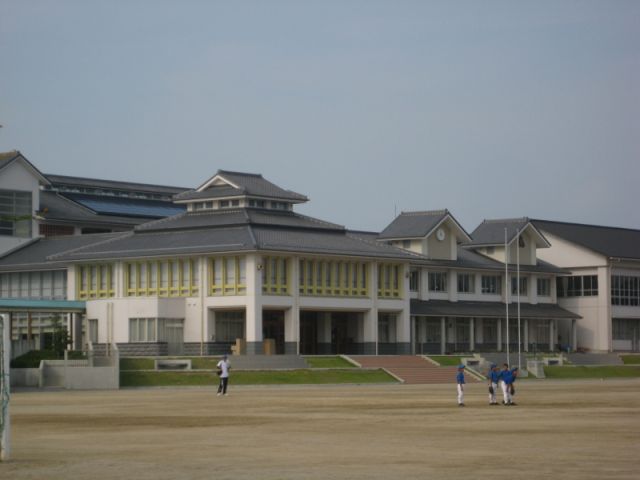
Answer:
[
  {"left": 262, "top": 256, "right": 289, "bottom": 295},
  {"left": 125, "top": 259, "right": 199, "bottom": 297},
  {"left": 611, "top": 275, "right": 640, "bottom": 306},
  {"left": 557, "top": 275, "right": 598, "bottom": 298},
  {"left": 129, "top": 318, "right": 184, "bottom": 342},
  {"left": 77, "top": 264, "right": 115, "bottom": 300},
  {"left": 410, "top": 271, "right": 550, "bottom": 297},
  {"left": 298, "top": 259, "right": 369, "bottom": 297},
  {"left": 0, "top": 270, "right": 67, "bottom": 300}
]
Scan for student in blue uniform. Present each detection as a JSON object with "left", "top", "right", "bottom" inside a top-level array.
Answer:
[
  {"left": 487, "top": 364, "right": 500, "bottom": 405},
  {"left": 499, "top": 363, "right": 513, "bottom": 405},
  {"left": 456, "top": 364, "right": 466, "bottom": 407}
]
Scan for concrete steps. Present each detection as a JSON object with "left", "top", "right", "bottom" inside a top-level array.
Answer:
[{"left": 349, "top": 355, "right": 481, "bottom": 385}]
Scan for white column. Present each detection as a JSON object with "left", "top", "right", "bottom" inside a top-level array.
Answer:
[
  {"left": 524, "top": 319, "right": 529, "bottom": 352},
  {"left": 571, "top": 319, "right": 577, "bottom": 353},
  {"left": 549, "top": 320, "right": 555, "bottom": 352},
  {"left": 245, "top": 254, "right": 263, "bottom": 355},
  {"left": 420, "top": 268, "right": 429, "bottom": 300},
  {"left": 440, "top": 317, "right": 446, "bottom": 354},
  {"left": 497, "top": 318, "right": 502, "bottom": 352},
  {"left": 363, "top": 309, "right": 377, "bottom": 355},
  {"left": 469, "top": 318, "right": 475, "bottom": 351},
  {"left": 448, "top": 271, "right": 457, "bottom": 302}
]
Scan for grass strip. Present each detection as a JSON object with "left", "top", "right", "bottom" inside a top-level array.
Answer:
[
  {"left": 304, "top": 356, "right": 357, "bottom": 369},
  {"left": 544, "top": 366, "right": 640, "bottom": 378},
  {"left": 120, "top": 369, "right": 396, "bottom": 387},
  {"left": 620, "top": 355, "right": 640, "bottom": 365},
  {"left": 120, "top": 358, "right": 155, "bottom": 370},
  {"left": 427, "top": 355, "right": 463, "bottom": 366}
]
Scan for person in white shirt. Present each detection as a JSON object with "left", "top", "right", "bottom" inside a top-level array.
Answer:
[{"left": 216, "top": 355, "right": 230, "bottom": 396}]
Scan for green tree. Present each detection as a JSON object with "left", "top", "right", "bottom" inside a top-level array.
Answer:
[{"left": 50, "top": 315, "right": 69, "bottom": 358}]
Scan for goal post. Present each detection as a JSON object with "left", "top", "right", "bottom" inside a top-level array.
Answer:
[{"left": 0, "top": 313, "right": 10, "bottom": 461}]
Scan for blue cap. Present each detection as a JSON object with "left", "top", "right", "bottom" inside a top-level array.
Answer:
[
  {"left": 458, "top": 364, "right": 465, "bottom": 369},
  {"left": 490, "top": 363, "right": 497, "bottom": 368}
]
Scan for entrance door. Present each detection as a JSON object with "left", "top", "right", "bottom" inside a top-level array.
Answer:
[
  {"left": 300, "top": 311, "right": 318, "bottom": 355},
  {"left": 165, "top": 321, "right": 184, "bottom": 356},
  {"left": 263, "top": 310, "right": 285, "bottom": 354},
  {"left": 331, "top": 313, "right": 350, "bottom": 354}
]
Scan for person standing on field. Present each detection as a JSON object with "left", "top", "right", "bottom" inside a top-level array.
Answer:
[
  {"left": 456, "top": 365, "right": 466, "bottom": 407},
  {"left": 216, "top": 354, "right": 230, "bottom": 396},
  {"left": 500, "top": 363, "right": 514, "bottom": 405},
  {"left": 488, "top": 364, "right": 500, "bottom": 405}
]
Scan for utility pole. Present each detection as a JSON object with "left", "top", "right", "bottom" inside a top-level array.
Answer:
[{"left": 0, "top": 313, "right": 11, "bottom": 461}]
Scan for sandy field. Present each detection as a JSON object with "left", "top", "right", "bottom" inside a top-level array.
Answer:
[{"left": 1, "top": 379, "right": 639, "bottom": 480}]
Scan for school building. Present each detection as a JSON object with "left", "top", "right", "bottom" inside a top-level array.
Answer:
[{"left": 0, "top": 150, "right": 637, "bottom": 355}]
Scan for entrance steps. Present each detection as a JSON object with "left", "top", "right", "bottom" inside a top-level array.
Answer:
[
  {"left": 227, "top": 355, "right": 309, "bottom": 370},
  {"left": 349, "top": 355, "right": 481, "bottom": 385}
]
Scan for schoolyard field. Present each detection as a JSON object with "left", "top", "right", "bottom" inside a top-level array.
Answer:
[{"left": 1, "top": 379, "right": 639, "bottom": 480}]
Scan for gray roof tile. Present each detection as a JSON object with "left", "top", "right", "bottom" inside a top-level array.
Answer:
[
  {"left": 176, "top": 170, "right": 308, "bottom": 202},
  {"left": 468, "top": 218, "right": 531, "bottom": 246},
  {"left": 378, "top": 210, "right": 449, "bottom": 239},
  {"left": 532, "top": 219, "right": 640, "bottom": 260},
  {"left": 45, "top": 174, "right": 187, "bottom": 195}
]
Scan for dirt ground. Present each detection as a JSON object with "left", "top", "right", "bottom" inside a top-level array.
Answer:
[{"left": 1, "top": 379, "right": 639, "bottom": 480}]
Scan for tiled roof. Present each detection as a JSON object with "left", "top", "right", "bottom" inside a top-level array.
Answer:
[
  {"left": 410, "top": 299, "right": 581, "bottom": 319},
  {"left": 40, "top": 191, "right": 154, "bottom": 226},
  {"left": 532, "top": 219, "right": 640, "bottom": 260},
  {"left": 378, "top": 210, "right": 449, "bottom": 239},
  {"left": 135, "top": 209, "right": 344, "bottom": 233},
  {"left": 45, "top": 174, "right": 187, "bottom": 195},
  {"left": 176, "top": 170, "right": 308, "bottom": 202},
  {"left": 467, "top": 218, "right": 531, "bottom": 246},
  {"left": 0, "top": 233, "right": 126, "bottom": 270}
]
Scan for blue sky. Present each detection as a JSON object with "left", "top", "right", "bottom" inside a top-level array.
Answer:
[{"left": 1, "top": 1, "right": 638, "bottom": 232}]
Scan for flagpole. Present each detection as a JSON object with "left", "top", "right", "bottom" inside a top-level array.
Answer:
[
  {"left": 517, "top": 228, "right": 522, "bottom": 372},
  {"left": 505, "top": 228, "right": 509, "bottom": 367}
]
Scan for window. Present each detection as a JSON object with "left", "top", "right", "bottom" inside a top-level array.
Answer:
[
  {"left": 262, "top": 256, "right": 289, "bottom": 295},
  {"left": 378, "top": 263, "right": 401, "bottom": 298},
  {"left": 39, "top": 224, "right": 75, "bottom": 237},
  {"left": 402, "top": 240, "right": 411, "bottom": 249},
  {"left": 0, "top": 270, "right": 67, "bottom": 300},
  {"left": 88, "top": 319, "right": 98, "bottom": 344},
  {"left": 77, "top": 264, "right": 114, "bottom": 300},
  {"left": 0, "top": 189, "right": 32, "bottom": 237},
  {"left": 457, "top": 273, "right": 474, "bottom": 294},
  {"left": 300, "top": 258, "right": 368, "bottom": 297},
  {"left": 583, "top": 275, "right": 598, "bottom": 296},
  {"left": 219, "top": 200, "right": 230, "bottom": 208},
  {"left": 611, "top": 275, "right": 640, "bottom": 306},
  {"left": 209, "top": 256, "right": 246, "bottom": 296},
  {"left": 249, "top": 199, "right": 266, "bottom": 208},
  {"left": 481, "top": 275, "right": 501, "bottom": 295},
  {"left": 214, "top": 311, "right": 245, "bottom": 342},
  {"left": 409, "top": 269, "right": 419, "bottom": 292},
  {"left": 124, "top": 259, "right": 199, "bottom": 297},
  {"left": 511, "top": 277, "right": 528, "bottom": 296},
  {"left": 378, "top": 313, "right": 396, "bottom": 343},
  {"left": 537, "top": 278, "right": 551, "bottom": 297},
  {"left": 557, "top": 275, "right": 598, "bottom": 298},
  {"left": 428, "top": 272, "right": 447, "bottom": 292},
  {"left": 567, "top": 276, "right": 582, "bottom": 297}
]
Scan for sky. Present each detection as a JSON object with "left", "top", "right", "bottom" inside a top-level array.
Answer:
[{"left": 1, "top": 0, "right": 639, "bottom": 232}]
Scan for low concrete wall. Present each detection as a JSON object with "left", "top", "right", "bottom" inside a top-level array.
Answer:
[{"left": 10, "top": 368, "right": 41, "bottom": 388}]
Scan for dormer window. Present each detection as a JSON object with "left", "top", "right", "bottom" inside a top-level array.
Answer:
[
  {"left": 249, "top": 199, "right": 266, "bottom": 208},
  {"left": 271, "top": 201, "right": 289, "bottom": 211}
]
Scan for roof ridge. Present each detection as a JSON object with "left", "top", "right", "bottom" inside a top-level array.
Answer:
[
  {"left": 399, "top": 209, "right": 448, "bottom": 216},
  {"left": 46, "top": 232, "right": 132, "bottom": 261},
  {"left": 532, "top": 218, "right": 640, "bottom": 234},
  {"left": 217, "top": 170, "right": 263, "bottom": 178},
  {"left": 45, "top": 173, "right": 188, "bottom": 191},
  {"left": 482, "top": 217, "right": 529, "bottom": 224},
  {"left": 135, "top": 211, "right": 187, "bottom": 231}
]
